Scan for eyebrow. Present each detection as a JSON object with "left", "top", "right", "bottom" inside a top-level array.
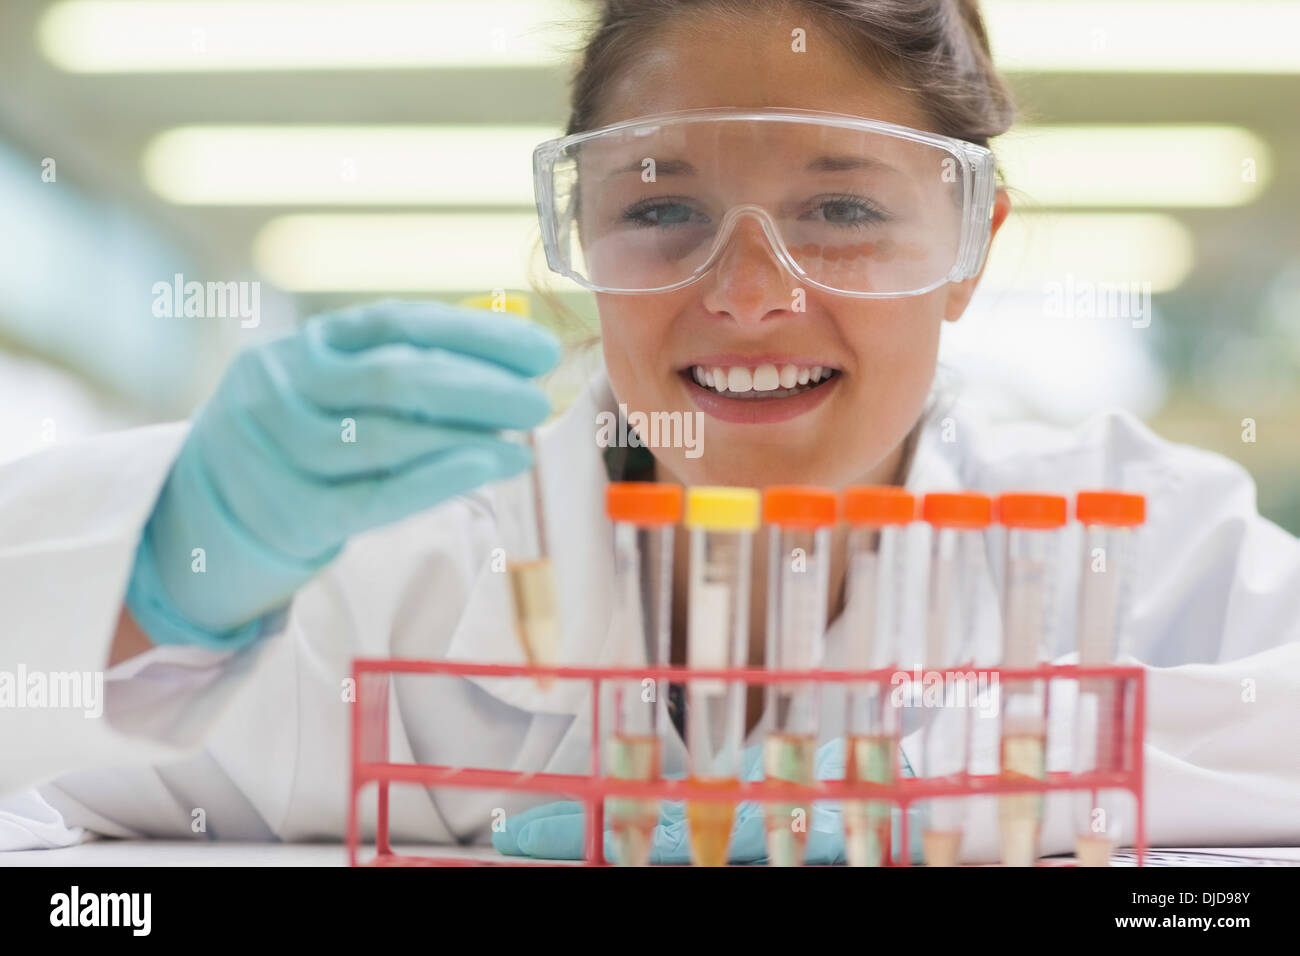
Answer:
[
  {"left": 806, "top": 154, "right": 895, "bottom": 174},
  {"left": 602, "top": 158, "right": 697, "bottom": 181},
  {"left": 598, "top": 153, "right": 897, "bottom": 181}
]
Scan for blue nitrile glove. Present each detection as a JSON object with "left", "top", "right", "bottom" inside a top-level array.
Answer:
[
  {"left": 493, "top": 740, "right": 924, "bottom": 864},
  {"left": 728, "top": 738, "right": 844, "bottom": 863},
  {"left": 126, "top": 300, "right": 560, "bottom": 650}
]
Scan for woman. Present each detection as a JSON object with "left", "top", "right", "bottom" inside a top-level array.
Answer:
[{"left": 2, "top": 0, "right": 1297, "bottom": 862}]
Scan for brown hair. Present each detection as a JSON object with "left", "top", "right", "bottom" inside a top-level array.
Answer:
[
  {"left": 531, "top": 0, "right": 1015, "bottom": 349},
  {"left": 565, "top": 0, "right": 1015, "bottom": 144}
]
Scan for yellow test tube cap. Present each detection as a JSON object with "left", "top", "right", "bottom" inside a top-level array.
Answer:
[
  {"left": 457, "top": 292, "right": 531, "bottom": 317},
  {"left": 685, "top": 486, "right": 761, "bottom": 532}
]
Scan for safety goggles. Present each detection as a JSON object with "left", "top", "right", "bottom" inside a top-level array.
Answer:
[{"left": 533, "top": 108, "right": 998, "bottom": 299}]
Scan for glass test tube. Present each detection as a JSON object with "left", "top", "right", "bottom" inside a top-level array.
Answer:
[
  {"left": 457, "top": 294, "right": 559, "bottom": 689},
  {"left": 995, "top": 493, "right": 1067, "bottom": 867},
  {"left": 917, "top": 492, "right": 993, "bottom": 867},
  {"left": 684, "top": 487, "right": 760, "bottom": 867},
  {"left": 603, "top": 482, "right": 682, "bottom": 866},
  {"left": 761, "top": 487, "right": 836, "bottom": 867},
  {"left": 842, "top": 487, "right": 915, "bottom": 867},
  {"left": 1072, "top": 491, "right": 1145, "bottom": 867},
  {"left": 503, "top": 431, "right": 560, "bottom": 687}
]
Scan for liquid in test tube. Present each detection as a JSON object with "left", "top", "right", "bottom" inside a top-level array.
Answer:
[
  {"left": 684, "top": 487, "right": 760, "bottom": 867},
  {"left": 841, "top": 487, "right": 915, "bottom": 867},
  {"left": 1072, "top": 491, "right": 1145, "bottom": 867},
  {"left": 995, "top": 493, "right": 1068, "bottom": 867},
  {"left": 505, "top": 432, "right": 561, "bottom": 687},
  {"left": 604, "top": 482, "right": 683, "bottom": 866},
  {"left": 761, "top": 487, "right": 836, "bottom": 867},
  {"left": 918, "top": 492, "right": 993, "bottom": 867},
  {"left": 456, "top": 294, "right": 559, "bottom": 688}
]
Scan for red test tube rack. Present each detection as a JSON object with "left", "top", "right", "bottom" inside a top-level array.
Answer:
[{"left": 347, "top": 658, "right": 1145, "bottom": 866}]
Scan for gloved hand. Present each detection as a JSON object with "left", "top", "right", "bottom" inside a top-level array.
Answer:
[
  {"left": 126, "top": 299, "right": 560, "bottom": 651},
  {"left": 493, "top": 740, "right": 924, "bottom": 864}
]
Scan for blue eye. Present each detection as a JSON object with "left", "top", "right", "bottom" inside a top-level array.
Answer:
[
  {"left": 623, "top": 199, "right": 706, "bottom": 227},
  {"left": 807, "top": 195, "right": 888, "bottom": 227}
]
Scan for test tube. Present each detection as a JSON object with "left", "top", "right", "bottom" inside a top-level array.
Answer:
[
  {"left": 995, "top": 492, "right": 1068, "bottom": 867},
  {"left": 457, "top": 293, "right": 560, "bottom": 687},
  {"left": 1072, "top": 491, "right": 1145, "bottom": 867},
  {"left": 684, "top": 486, "right": 760, "bottom": 867},
  {"left": 918, "top": 492, "right": 993, "bottom": 867},
  {"left": 604, "top": 482, "right": 683, "bottom": 866},
  {"left": 503, "top": 433, "right": 560, "bottom": 687},
  {"left": 842, "top": 486, "right": 915, "bottom": 867},
  {"left": 761, "top": 487, "right": 836, "bottom": 867}
]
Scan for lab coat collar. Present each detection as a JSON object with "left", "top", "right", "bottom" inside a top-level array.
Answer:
[{"left": 904, "top": 400, "right": 965, "bottom": 494}]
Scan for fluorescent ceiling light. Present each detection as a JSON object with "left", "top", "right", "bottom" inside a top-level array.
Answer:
[
  {"left": 985, "top": 1, "right": 1300, "bottom": 73},
  {"left": 41, "top": 0, "right": 1300, "bottom": 74},
  {"left": 982, "top": 212, "right": 1194, "bottom": 292},
  {"left": 143, "top": 126, "right": 559, "bottom": 205},
  {"left": 146, "top": 123, "right": 1270, "bottom": 209},
  {"left": 253, "top": 212, "right": 576, "bottom": 291},
  {"left": 996, "top": 125, "right": 1271, "bottom": 207},
  {"left": 39, "top": 0, "right": 581, "bottom": 72}
]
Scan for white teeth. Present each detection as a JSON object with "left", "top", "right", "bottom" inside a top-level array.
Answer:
[
  {"left": 752, "top": 364, "right": 780, "bottom": 391},
  {"left": 727, "top": 367, "right": 753, "bottom": 392},
  {"left": 689, "top": 364, "right": 835, "bottom": 395}
]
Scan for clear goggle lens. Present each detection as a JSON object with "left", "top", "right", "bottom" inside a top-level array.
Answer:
[{"left": 536, "top": 112, "right": 990, "bottom": 298}]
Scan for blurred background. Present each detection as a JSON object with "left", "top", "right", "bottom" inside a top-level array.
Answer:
[{"left": 0, "top": 0, "right": 1297, "bottom": 529}]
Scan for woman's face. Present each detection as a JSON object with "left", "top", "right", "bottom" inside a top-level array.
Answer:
[{"left": 589, "top": 10, "right": 1008, "bottom": 489}]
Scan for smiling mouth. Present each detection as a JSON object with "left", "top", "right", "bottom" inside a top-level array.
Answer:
[{"left": 680, "top": 362, "right": 840, "bottom": 399}]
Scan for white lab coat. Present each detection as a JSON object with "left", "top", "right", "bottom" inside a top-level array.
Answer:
[{"left": 1, "top": 369, "right": 1298, "bottom": 859}]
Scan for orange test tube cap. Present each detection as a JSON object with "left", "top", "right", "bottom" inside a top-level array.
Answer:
[
  {"left": 997, "top": 492, "right": 1068, "bottom": 529},
  {"left": 606, "top": 482, "right": 684, "bottom": 526},
  {"left": 922, "top": 492, "right": 993, "bottom": 529},
  {"left": 844, "top": 486, "right": 916, "bottom": 526},
  {"left": 763, "top": 486, "right": 838, "bottom": 528},
  {"left": 1076, "top": 490, "right": 1146, "bottom": 527}
]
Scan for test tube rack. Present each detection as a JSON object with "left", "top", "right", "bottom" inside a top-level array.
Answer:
[{"left": 348, "top": 658, "right": 1145, "bottom": 866}]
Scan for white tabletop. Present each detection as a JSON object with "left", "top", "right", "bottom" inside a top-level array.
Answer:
[
  {"left": 0, "top": 841, "right": 566, "bottom": 867},
  {"left": 3, "top": 841, "right": 1297, "bottom": 867}
]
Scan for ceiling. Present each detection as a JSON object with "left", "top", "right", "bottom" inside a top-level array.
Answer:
[
  {"left": 3, "top": 0, "right": 1298, "bottom": 305},
  {"left": 2, "top": 0, "right": 1299, "bottom": 525}
]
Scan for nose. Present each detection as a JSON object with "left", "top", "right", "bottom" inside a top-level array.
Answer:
[{"left": 699, "top": 206, "right": 797, "bottom": 329}]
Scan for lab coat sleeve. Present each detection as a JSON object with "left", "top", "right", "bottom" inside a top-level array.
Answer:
[
  {"left": 0, "top": 788, "right": 92, "bottom": 851},
  {"left": 0, "top": 425, "right": 272, "bottom": 796},
  {"left": 1141, "top": 641, "right": 1300, "bottom": 847},
  {"left": 1123, "top": 422, "right": 1300, "bottom": 847}
]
